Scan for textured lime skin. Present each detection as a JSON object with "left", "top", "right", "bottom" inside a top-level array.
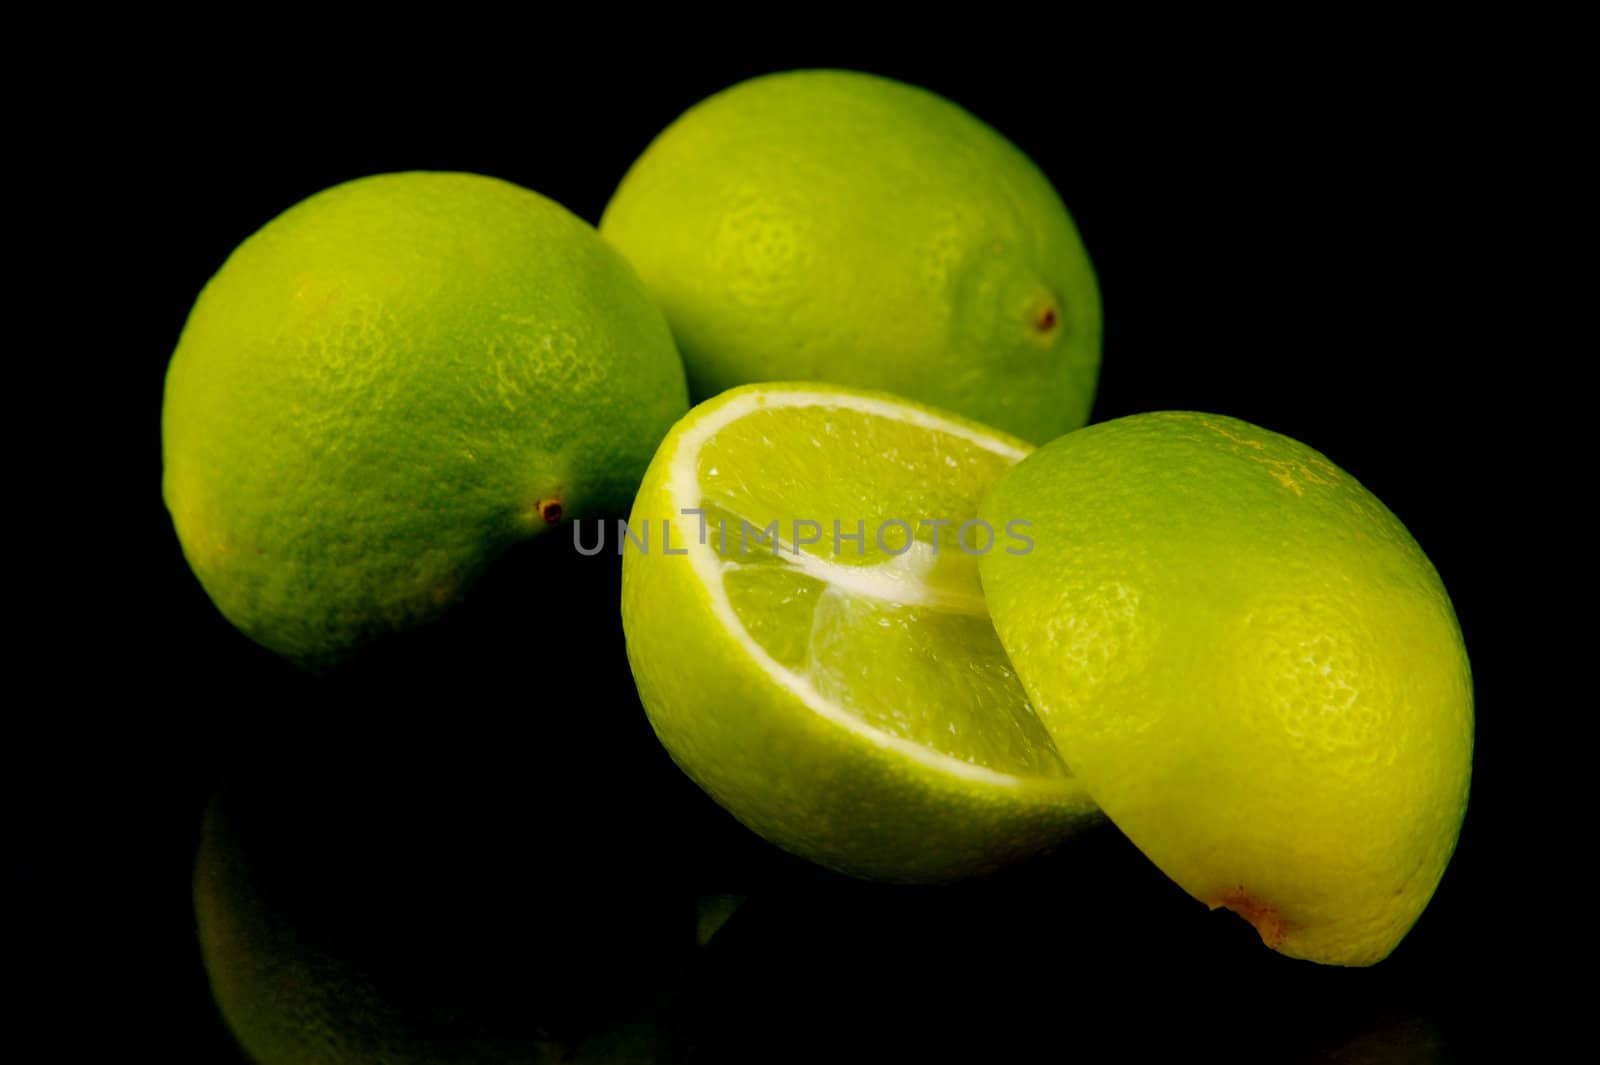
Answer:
[
  {"left": 621, "top": 384, "right": 1100, "bottom": 883},
  {"left": 600, "top": 70, "right": 1101, "bottom": 444},
  {"left": 979, "top": 412, "right": 1473, "bottom": 965},
  {"left": 163, "top": 172, "right": 687, "bottom": 666}
]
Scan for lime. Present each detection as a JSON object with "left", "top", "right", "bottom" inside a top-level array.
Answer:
[
  {"left": 162, "top": 172, "right": 688, "bottom": 666},
  {"left": 620, "top": 383, "right": 1101, "bottom": 883},
  {"left": 600, "top": 70, "right": 1101, "bottom": 443},
  {"left": 978, "top": 412, "right": 1473, "bottom": 965}
]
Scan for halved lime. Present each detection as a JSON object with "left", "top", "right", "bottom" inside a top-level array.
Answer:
[{"left": 620, "top": 384, "right": 1100, "bottom": 882}]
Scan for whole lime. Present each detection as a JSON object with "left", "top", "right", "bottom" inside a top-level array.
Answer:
[
  {"left": 978, "top": 412, "right": 1473, "bottom": 965},
  {"left": 162, "top": 172, "right": 688, "bottom": 667},
  {"left": 600, "top": 70, "right": 1101, "bottom": 443}
]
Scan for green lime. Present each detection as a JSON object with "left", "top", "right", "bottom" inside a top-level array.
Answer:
[
  {"left": 978, "top": 412, "right": 1473, "bottom": 965},
  {"left": 620, "top": 383, "right": 1101, "bottom": 883},
  {"left": 600, "top": 70, "right": 1100, "bottom": 443},
  {"left": 162, "top": 171, "right": 687, "bottom": 666}
]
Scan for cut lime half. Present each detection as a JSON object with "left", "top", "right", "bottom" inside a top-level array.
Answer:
[{"left": 621, "top": 384, "right": 1100, "bottom": 882}]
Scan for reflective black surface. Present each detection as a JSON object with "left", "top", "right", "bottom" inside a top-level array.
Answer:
[
  {"left": 41, "top": 38, "right": 1526, "bottom": 1063},
  {"left": 153, "top": 538, "right": 1502, "bottom": 1062}
]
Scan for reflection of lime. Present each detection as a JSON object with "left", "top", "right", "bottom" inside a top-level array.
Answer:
[
  {"left": 979, "top": 412, "right": 1473, "bottom": 965},
  {"left": 601, "top": 70, "right": 1100, "bottom": 443},
  {"left": 194, "top": 776, "right": 693, "bottom": 1064},
  {"left": 163, "top": 171, "right": 687, "bottom": 667},
  {"left": 621, "top": 384, "right": 1101, "bottom": 883},
  {"left": 658, "top": 834, "right": 1416, "bottom": 1061}
]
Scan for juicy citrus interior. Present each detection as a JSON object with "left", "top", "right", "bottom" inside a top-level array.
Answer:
[
  {"left": 689, "top": 397, "right": 1068, "bottom": 779},
  {"left": 622, "top": 384, "right": 1099, "bottom": 882}
]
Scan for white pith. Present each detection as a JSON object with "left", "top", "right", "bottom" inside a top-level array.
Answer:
[
  {"left": 666, "top": 388, "right": 1068, "bottom": 792},
  {"left": 724, "top": 537, "right": 989, "bottom": 616}
]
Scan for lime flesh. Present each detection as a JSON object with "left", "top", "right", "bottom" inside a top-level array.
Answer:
[{"left": 622, "top": 384, "right": 1100, "bottom": 882}]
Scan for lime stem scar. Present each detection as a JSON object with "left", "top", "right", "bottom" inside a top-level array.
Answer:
[
  {"left": 539, "top": 499, "right": 563, "bottom": 524},
  {"left": 1034, "top": 306, "right": 1058, "bottom": 331},
  {"left": 1215, "top": 889, "right": 1287, "bottom": 949}
]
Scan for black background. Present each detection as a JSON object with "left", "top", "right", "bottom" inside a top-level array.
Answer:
[{"left": 33, "top": 34, "right": 1529, "bottom": 1064}]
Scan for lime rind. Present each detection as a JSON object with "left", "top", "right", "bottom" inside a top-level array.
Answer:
[{"left": 975, "top": 411, "right": 1472, "bottom": 962}]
